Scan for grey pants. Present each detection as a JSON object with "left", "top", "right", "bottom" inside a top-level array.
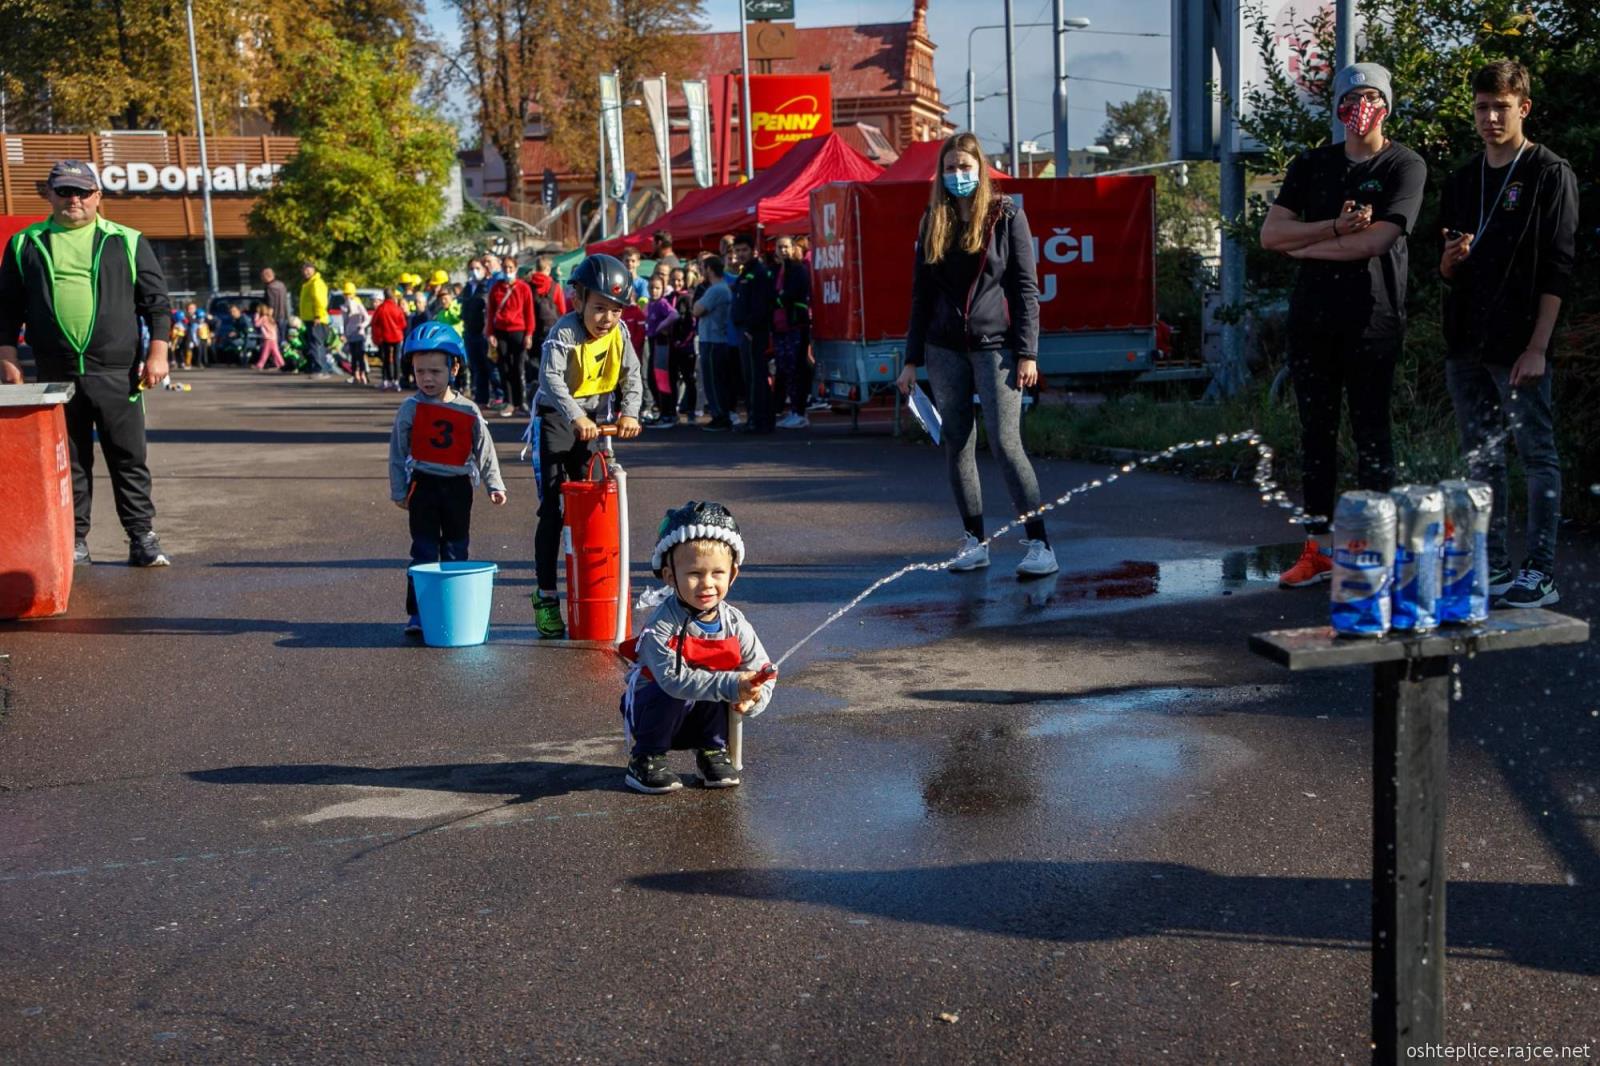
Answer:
[
  {"left": 923, "top": 344, "right": 1043, "bottom": 532},
  {"left": 1444, "top": 358, "right": 1561, "bottom": 573}
]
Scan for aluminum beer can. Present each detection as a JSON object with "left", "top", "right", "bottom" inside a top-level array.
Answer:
[
  {"left": 1330, "top": 490, "right": 1397, "bottom": 637},
  {"left": 1389, "top": 485, "right": 1445, "bottom": 632},
  {"left": 1439, "top": 479, "right": 1492, "bottom": 624}
]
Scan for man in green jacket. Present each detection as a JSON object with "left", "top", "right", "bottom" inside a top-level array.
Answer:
[{"left": 0, "top": 160, "right": 173, "bottom": 567}]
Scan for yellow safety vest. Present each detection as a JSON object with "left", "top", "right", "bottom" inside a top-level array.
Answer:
[{"left": 567, "top": 326, "right": 625, "bottom": 399}]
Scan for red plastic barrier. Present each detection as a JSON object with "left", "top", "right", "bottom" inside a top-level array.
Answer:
[
  {"left": 0, "top": 383, "right": 76, "bottom": 619},
  {"left": 561, "top": 451, "right": 629, "bottom": 640}
]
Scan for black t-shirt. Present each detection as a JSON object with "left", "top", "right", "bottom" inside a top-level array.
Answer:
[
  {"left": 1437, "top": 143, "right": 1579, "bottom": 364},
  {"left": 1274, "top": 141, "right": 1427, "bottom": 340}
]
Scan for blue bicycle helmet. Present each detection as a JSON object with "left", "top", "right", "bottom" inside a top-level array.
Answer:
[{"left": 402, "top": 320, "right": 466, "bottom": 363}]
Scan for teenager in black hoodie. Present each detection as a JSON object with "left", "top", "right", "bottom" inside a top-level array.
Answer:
[{"left": 1439, "top": 60, "right": 1578, "bottom": 609}]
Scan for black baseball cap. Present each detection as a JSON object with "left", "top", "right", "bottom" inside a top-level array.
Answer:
[{"left": 46, "top": 160, "right": 99, "bottom": 192}]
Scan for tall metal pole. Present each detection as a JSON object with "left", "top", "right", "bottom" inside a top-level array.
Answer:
[
  {"left": 1004, "top": 0, "right": 1020, "bottom": 176},
  {"left": 1212, "top": 0, "right": 1247, "bottom": 398},
  {"left": 1052, "top": 0, "right": 1070, "bottom": 179},
  {"left": 1332, "top": 0, "right": 1356, "bottom": 144},
  {"left": 184, "top": 0, "right": 219, "bottom": 296},
  {"left": 738, "top": 0, "right": 756, "bottom": 180},
  {"left": 967, "top": 66, "right": 976, "bottom": 135}
]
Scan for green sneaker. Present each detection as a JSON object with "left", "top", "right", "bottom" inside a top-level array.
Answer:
[{"left": 533, "top": 595, "right": 566, "bottom": 639}]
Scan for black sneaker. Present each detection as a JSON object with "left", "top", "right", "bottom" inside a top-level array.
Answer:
[
  {"left": 625, "top": 753, "right": 683, "bottom": 794},
  {"left": 127, "top": 532, "right": 170, "bottom": 567},
  {"left": 702, "top": 417, "right": 733, "bottom": 433},
  {"left": 1488, "top": 566, "right": 1516, "bottom": 597},
  {"left": 695, "top": 748, "right": 740, "bottom": 788},
  {"left": 1498, "top": 567, "right": 1559, "bottom": 609},
  {"left": 73, "top": 538, "right": 91, "bottom": 565}
]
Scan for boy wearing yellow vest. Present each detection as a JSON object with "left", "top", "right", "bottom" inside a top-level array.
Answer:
[{"left": 531, "top": 254, "right": 643, "bottom": 639}]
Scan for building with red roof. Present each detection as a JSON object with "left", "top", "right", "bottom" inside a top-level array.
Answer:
[{"left": 464, "top": 0, "right": 950, "bottom": 234}]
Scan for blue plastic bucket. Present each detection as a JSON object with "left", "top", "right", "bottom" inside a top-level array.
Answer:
[{"left": 409, "top": 561, "right": 498, "bottom": 646}]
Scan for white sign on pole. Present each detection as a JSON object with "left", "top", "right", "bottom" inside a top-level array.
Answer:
[
  {"left": 683, "top": 79, "right": 714, "bottom": 189},
  {"left": 600, "top": 72, "right": 627, "bottom": 200},
  {"left": 641, "top": 75, "right": 673, "bottom": 209}
]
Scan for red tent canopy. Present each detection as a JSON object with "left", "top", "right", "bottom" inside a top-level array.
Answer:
[
  {"left": 872, "top": 140, "right": 1009, "bottom": 184},
  {"left": 649, "top": 134, "right": 882, "bottom": 242},
  {"left": 587, "top": 184, "right": 735, "bottom": 257}
]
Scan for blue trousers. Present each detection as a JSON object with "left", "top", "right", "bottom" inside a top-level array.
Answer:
[{"left": 623, "top": 680, "right": 728, "bottom": 757}]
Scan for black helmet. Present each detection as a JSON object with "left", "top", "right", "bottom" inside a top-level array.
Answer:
[
  {"left": 651, "top": 501, "right": 745, "bottom": 577},
  {"left": 570, "top": 253, "right": 633, "bottom": 308}
]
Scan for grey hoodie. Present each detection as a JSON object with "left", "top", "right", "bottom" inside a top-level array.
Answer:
[
  {"left": 626, "top": 595, "right": 775, "bottom": 716},
  {"left": 533, "top": 311, "right": 644, "bottom": 425},
  {"left": 388, "top": 391, "right": 505, "bottom": 501}
]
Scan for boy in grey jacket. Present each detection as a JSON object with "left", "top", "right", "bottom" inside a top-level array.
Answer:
[
  {"left": 620, "top": 502, "right": 776, "bottom": 793},
  {"left": 388, "top": 322, "right": 506, "bottom": 635},
  {"left": 531, "top": 254, "right": 643, "bottom": 638}
]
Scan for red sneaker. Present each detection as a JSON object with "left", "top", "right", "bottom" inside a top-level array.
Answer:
[{"left": 1279, "top": 538, "right": 1333, "bottom": 588}]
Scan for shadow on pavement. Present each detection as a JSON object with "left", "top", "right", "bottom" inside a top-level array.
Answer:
[
  {"left": 634, "top": 860, "right": 1599, "bottom": 976},
  {"left": 0, "top": 615, "right": 529, "bottom": 649},
  {"left": 187, "top": 758, "right": 621, "bottom": 802}
]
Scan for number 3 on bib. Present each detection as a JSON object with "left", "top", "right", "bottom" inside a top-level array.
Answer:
[{"left": 410, "top": 405, "right": 476, "bottom": 466}]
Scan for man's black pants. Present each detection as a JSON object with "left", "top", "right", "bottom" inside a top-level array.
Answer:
[
  {"left": 494, "top": 331, "right": 529, "bottom": 410},
  {"left": 1288, "top": 331, "right": 1399, "bottom": 534},
  {"left": 62, "top": 369, "right": 156, "bottom": 540}
]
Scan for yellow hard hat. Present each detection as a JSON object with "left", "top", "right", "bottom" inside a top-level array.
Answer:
[
  {"left": 431, "top": 269, "right": 450, "bottom": 287},
  {"left": 341, "top": 281, "right": 357, "bottom": 295}
]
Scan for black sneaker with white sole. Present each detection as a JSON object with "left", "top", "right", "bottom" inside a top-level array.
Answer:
[
  {"left": 625, "top": 753, "right": 683, "bottom": 794},
  {"left": 127, "top": 532, "right": 170, "bottom": 567},
  {"left": 696, "top": 748, "right": 740, "bottom": 788},
  {"left": 1497, "top": 567, "right": 1559, "bottom": 609},
  {"left": 1488, "top": 566, "right": 1516, "bottom": 598}
]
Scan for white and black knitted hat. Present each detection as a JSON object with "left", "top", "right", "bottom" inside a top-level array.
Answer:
[{"left": 651, "top": 501, "right": 745, "bottom": 576}]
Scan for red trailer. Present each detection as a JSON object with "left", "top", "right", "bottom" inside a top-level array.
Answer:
[{"left": 808, "top": 177, "right": 1197, "bottom": 424}]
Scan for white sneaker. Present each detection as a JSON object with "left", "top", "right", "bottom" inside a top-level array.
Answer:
[
  {"left": 948, "top": 533, "right": 990, "bottom": 572},
  {"left": 1016, "top": 539, "right": 1059, "bottom": 578},
  {"left": 777, "top": 412, "right": 809, "bottom": 429}
]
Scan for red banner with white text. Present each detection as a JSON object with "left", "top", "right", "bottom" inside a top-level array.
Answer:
[{"left": 809, "top": 177, "right": 1156, "bottom": 343}]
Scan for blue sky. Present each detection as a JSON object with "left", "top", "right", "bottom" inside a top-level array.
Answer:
[{"left": 423, "top": 0, "right": 1171, "bottom": 156}]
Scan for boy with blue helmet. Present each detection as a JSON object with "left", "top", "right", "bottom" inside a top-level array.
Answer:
[{"left": 388, "top": 320, "right": 507, "bottom": 635}]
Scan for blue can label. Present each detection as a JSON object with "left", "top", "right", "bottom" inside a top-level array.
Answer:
[
  {"left": 1440, "top": 530, "right": 1489, "bottom": 623},
  {"left": 1392, "top": 519, "right": 1442, "bottom": 631},
  {"left": 1331, "top": 540, "right": 1393, "bottom": 636}
]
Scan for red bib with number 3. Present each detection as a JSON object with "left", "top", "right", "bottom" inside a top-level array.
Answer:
[{"left": 410, "top": 403, "right": 476, "bottom": 466}]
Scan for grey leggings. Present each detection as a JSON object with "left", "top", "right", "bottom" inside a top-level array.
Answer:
[{"left": 923, "top": 344, "right": 1044, "bottom": 538}]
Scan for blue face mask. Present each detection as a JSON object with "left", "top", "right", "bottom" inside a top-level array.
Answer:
[{"left": 943, "top": 171, "right": 979, "bottom": 199}]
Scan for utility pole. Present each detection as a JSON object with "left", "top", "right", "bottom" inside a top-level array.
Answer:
[
  {"left": 738, "top": 0, "right": 756, "bottom": 179},
  {"left": 184, "top": 0, "right": 219, "bottom": 296},
  {"left": 1004, "top": 0, "right": 1020, "bottom": 176},
  {"left": 1333, "top": 0, "right": 1355, "bottom": 144}
]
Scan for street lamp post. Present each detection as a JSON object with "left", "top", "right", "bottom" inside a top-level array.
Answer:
[
  {"left": 1053, "top": 11, "right": 1092, "bottom": 179},
  {"left": 183, "top": 0, "right": 219, "bottom": 296},
  {"left": 1004, "top": 0, "right": 1020, "bottom": 176},
  {"left": 967, "top": 17, "right": 1091, "bottom": 161}
]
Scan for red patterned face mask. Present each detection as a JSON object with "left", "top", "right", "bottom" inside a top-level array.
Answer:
[{"left": 1337, "top": 96, "right": 1388, "bottom": 137}]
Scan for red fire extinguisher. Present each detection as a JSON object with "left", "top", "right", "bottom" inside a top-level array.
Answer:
[{"left": 560, "top": 437, "right": 631, "bottom": 642}]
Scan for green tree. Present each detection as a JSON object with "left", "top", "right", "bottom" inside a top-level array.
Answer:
[
  {"left": 0, "top": 0, "right": 422, "bottom": 134},
  {"left": 248, "top": 25, "right": 457, "bottom": 282},
  {"left": 446, "top": 0, "right": 703, "bottom": 203}
]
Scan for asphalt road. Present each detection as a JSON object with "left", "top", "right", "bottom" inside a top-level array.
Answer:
[{"left": 2, "top": 370, "right": 1596, "bottom": 1064}]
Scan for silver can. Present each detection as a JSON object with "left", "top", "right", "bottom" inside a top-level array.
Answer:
[
  {"left": 1330, "top": 491, "right": 1397, "bottom": 638},
  {"left": 1439, "top": 479, "right": 1492, "bottom": 624},
  {"left": 1390, "top": 485, "right": 1445, "bottom": 632}
]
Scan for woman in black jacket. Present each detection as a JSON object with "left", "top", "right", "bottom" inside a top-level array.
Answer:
[{"left": 896, "top": 132, "right": 1057, "bottom": 578}]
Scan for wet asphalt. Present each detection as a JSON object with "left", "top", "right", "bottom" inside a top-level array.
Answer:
[{"left": 1, "top": 370, "right": 1596, "bottom": 1064}]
